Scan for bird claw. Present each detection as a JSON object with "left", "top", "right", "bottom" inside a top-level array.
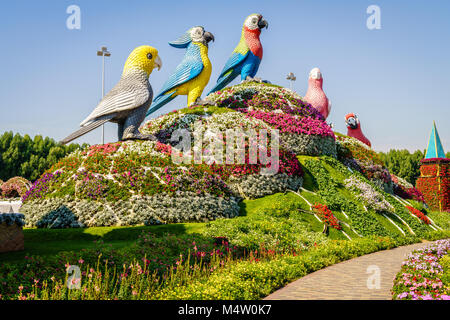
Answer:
[
  {"left": 193, "top": 98, "right": 213, "bottom": 106},
  {"left": 122, "top": 133, "right": 157, "bottom": 141},
  {"left": 243, "top": 76, "right": 264, "bottom": 83}
]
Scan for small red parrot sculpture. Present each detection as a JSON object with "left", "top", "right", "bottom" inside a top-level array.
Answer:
[
  {"left": 303, "top": 67, "right": 331, "bottom": 119},
  {"left": 345, "top": 113, "right": 372, "bottom": 147}
]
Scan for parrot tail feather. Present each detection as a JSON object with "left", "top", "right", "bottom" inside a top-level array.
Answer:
[
  {"left": 207, "top": 70, "right": 237, "bottom": 96},
  {"left": 146, "top": 92, "right": 176, "bottom": 117},
  {"left": 60, "top": 117, "right": 112, "bottom": 145}
]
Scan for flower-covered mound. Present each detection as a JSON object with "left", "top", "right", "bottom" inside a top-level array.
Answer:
[
  {"left": 21, "top": 138, "right": 305, "bottom": 227},
  {"left": 144, "top": 82, "right": 337, "bottom": 157},
  {"left": 22, "top": 83, "right": 351, "bottom": 228},
  {"left": 20, "top": 82, "right": 440, "bottom": 231}
]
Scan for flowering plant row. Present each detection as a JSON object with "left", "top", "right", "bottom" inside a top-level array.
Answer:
[
  {"left": 206, "top": 82, "right": 325, "bottom": 120},
  {"left": 302, "top": 157, "right": 394, "bottom": 237},
  {"left": 353, "top": 159, "right": 393, "bottom": 194},
  {"left": 243, "top": 110, "right": 334, "bottom": 138},
  {"left": 344, "top": 176, "right": 394, "bottom": 212},
  {"left": 405, "top": 206, "right": 431, "bottom": 224},
  {"left": 392, "top": 239, "right": 450, "bottom": 300},
  {"left": 142, "top": 103, "right": 336, "bottom": 159},
  {"left": 312, "top": 203, "right": 341, "bottom": 230},
  {"left": 336, "top": 134, "right": 384, "bottom": 166},
  {"left": 391, "top": 174, "right": 425, "bottom": 203},
  {"left": 21, "top": 192, "right": 241, "bottom": 228}
]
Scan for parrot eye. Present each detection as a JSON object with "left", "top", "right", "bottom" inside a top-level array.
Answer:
[
  {"left": 147, "top": 53, "right": 153, "bottom": 60},
  {"left": 252, "top": 18, "right": 258, "bottom": 24}
]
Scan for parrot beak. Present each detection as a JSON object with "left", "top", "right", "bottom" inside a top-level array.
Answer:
[
  {"left": 154, "top": 55, "right": 162, "bottom": 71},
  {"left": 346, "top": 117, "right": 358, "bottom": 129},
  {"left": 258, "top": 18, "right": 268, "bottom": 29},
  {"left": 203, "top": 31, "right": 215, "bottom": 44},
  {"left": 310, "top": 68, "right": 322, "bottom": 80}
]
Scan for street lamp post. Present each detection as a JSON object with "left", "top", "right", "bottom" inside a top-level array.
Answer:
[
  {"left": 97, "top": 46, "right": 111, "bottom": 145},
  {"left": 286, "top": 72, "right": 296, "bottom": 91}
]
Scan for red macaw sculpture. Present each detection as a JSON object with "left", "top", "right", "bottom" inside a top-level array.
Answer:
[{"left": 345, "top": 113, "right": 371, "bottom": 147}]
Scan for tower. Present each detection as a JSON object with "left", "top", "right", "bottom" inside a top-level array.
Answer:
[{"left": 416, "top": 121, "right": 449, "bottom": 212}]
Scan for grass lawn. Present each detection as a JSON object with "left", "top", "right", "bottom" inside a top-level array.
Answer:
[
  {"left": 0, "top": 195, "right": 277, "bottom": 264},
  {"left": 0, "top": 222, "right": 206, "bottom": 264}
]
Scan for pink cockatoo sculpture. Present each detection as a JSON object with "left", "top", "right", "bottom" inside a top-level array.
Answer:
[
  {"left": 303, "top": 67, "right": 331, "bottom": 119},
  {"left": 345, "top": 113, "right": 372, "bottom": 147}
]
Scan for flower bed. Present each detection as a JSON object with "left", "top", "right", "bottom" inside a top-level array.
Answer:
[
  {"left": 392, "top": 239, "right": 450, "bottom": 300},
  {"left": 336, "top": 134, "right": 383, "bottom": 166},
  {"left": 206, "top": 82, "right": 325, "bottom": 120},
  {"left": 21, "top": 192, "right": 240, "bottom": 228},
  {"left": 405, "top": 206, "right": 431, "bottom": 225},
  {"left": 355, "top": 160, "right": 393, "bottom": 194},
  {"left": 302, "top": 157, "right": 393, "bottom": 237},
  {"left": 312, "top": 203, "right": 341, "bottom": 230},
  {"left": 243, "top": 110, "right": 336, "bottom": 157},
  {"left": 391, "top": 174, "right": 425, "bottom": 203},
  {"left": 23, "top": 83, "right": 342, "bottom": 227},
  {"left": 5, "top": 235, "right": 421, "bottom": 300},
  {"left": 344, "top": 176, "right": 394, "bottom": 212},
  {"left": 21, "top": 137, "right": 304, "bottom": 227}
]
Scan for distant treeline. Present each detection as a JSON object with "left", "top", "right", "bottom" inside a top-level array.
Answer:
[
  {"left": 0, "top": 132, "right": 86, "bottom": 182},
  {"left": 379, "top": 149, "right": 450, "bottom": 185}
]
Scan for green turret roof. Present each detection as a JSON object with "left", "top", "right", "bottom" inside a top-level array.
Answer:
[{"left": 425, "top": 121, "right": 446, "bottom": 159}]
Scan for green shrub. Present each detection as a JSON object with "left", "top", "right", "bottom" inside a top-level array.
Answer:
[{"left": 203, "top": 195, "right": 328, "bottom": 251}]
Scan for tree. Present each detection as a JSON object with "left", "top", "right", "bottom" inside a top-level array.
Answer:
[
  {"left": 0, "top": 131, "right": 86, "bottom": 182},
  {"left": 379, "top": 149, "right": 425, "bottom": 185}
]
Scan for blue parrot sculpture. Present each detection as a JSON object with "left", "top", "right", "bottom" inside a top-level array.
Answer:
[{"left": 146, "top": 26, "right": 214, "bottom": 117}]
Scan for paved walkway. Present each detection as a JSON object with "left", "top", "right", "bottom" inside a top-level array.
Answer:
[{"left": 265, "top": 242, "right": 429, "bottom": 300}]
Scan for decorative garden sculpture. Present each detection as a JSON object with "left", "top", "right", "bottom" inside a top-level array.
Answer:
[
  {"left": 60, "top": 46, "right": 162, "bottom": 145},
  {"left": 345, "top": 113, "right": 372, "bottom": 147},
  {"left": 416, "top": 121, "right": 449, "bottom": 212},
  {"left": 145, "top": 26, "right": 215, "bottom": 116},
  {"left": 303, "top": 68, "right": 331, "bottom": 119},
  {"left": 207, "top": 13, "right": 268, "bottom": 95}
]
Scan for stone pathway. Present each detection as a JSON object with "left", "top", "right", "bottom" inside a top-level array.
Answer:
[{"left": 264, "top": 242, "right": 429, "bottom": 300}]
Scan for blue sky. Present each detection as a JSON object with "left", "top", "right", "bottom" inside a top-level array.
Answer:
[{"left": 0, "top": 0, "right": 448, "bottom": 152}]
